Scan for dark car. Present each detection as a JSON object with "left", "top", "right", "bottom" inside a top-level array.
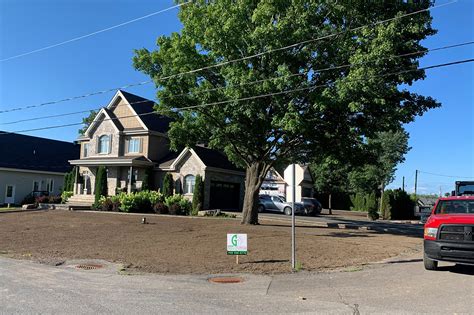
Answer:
[{"left": 301, "top": 197, "right": 322, "bottom": 216}]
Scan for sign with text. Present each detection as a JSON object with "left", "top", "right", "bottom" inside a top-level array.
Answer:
[{"left": 227, "top": 234, "right": 247, "bottom": 255}]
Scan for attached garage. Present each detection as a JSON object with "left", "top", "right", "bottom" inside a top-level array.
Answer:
[{"left": 209, "top": 181, "right": 241, "bottom": 210}]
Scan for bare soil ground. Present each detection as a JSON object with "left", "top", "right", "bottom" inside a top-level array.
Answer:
[{"left": 0, "top": 210, "right": 421, "bottom": 274}]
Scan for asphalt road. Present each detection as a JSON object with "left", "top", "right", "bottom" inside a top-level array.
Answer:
[{"left": 1, "top": 255, "right": 472, "bottom": 314}]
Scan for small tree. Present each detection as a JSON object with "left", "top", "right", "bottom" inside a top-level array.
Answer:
[
  {"left": 94, "top": 166, "right": 108, "bottom": 206},
  {"left": 192, "top": 174, "right": 204, "bottom": 215},
  {"left": 162, "top": 172, "right": 174, "bottom": 198},
  {"left": 142, "top": 167, "right": 153, "bottom": 191}
]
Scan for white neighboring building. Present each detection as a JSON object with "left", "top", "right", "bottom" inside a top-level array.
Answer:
[
  {"left": 260, "top": 165, "right": 314, "bottom": 202},
  {"left": 0, "top": 132, "right": 79, "bottom": 205}
]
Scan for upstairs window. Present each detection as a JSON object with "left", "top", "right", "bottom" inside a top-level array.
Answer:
[
  {"left": 98, "top": 135, "right": 110, "bottom": 154},
  {"left": 128, "top": 138, "right": 141, "bottom": 153},
  {"left": 183, "top": 175, "right": 196, "bottom": 194},
  {"left": 83, "top": 143, "right": 89, "bottom": 157}
]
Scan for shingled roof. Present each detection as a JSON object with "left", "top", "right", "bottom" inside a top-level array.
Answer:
[
  {"left": 0, "top": 132, "right": 79, "bottom": 173},
  {"left": 119, "top": 90, "right": 173, "bottom": 133}
]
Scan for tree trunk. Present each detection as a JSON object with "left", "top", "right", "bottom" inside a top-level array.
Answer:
[
  {"left": 241, "top": 161, "right": 268, "bottom": 225},
  {"left": 328, "top": 193, "right": 332, "bottom": 215}
]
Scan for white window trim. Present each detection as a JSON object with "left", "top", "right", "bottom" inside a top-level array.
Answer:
[
  {"left": 83, "top": 143, "right": 89, "bottom": 158},
  {"left": 183, "top": 175, "right": 196, "bottom": 195},
  {"left": 98, "top": 135, "right": 111, "bottom": 155},
  {"left": 128, "top": 137, "right": 141, "bottom": 154}
]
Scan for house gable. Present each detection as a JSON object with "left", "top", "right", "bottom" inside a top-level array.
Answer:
[{"left": 108, "top": 91, "right": 147, "bottom": 130}]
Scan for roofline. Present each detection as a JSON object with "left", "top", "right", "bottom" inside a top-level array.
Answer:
[
  {"left": 113, "top": 90, "right": 149, "bottom": 131},
  {"left": 0, "top": 167, "right": 67, "bottom": 175},
  {"left": 84, "top": 108, "right": 121, "bottom": 137}
]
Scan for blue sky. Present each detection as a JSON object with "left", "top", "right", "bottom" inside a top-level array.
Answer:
[{"left": 0, "top": 0, "right": 472, "bottom": 194}]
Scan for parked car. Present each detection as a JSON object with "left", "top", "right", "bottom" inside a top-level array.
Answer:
[
  {"left": 257, "top": 194, "right": 305, "bottom": 215},
  {"left": 423, "top": 196, "right": 474, "bottom": 270},
  {"left": 301, "top": 197, "right": 322, "bottom": 216}
]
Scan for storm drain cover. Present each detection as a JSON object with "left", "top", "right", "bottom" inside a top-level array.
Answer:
[
  {"left": 208, "top": 277, "right": 243, "bottom": 284},
  {"left": 76, "top": 264, "right": 103, "bottom": 270}
]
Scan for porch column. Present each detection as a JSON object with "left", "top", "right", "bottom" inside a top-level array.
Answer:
[
  {"left": 127, "top": 166, "right": 133, "bottom": 194},
  {"left": 73, "top": 166, "right": 78, "bottom": 195}
]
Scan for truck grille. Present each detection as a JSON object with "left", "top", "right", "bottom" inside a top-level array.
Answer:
[{"left": 439, "top": 225, "right": 474, "bottom": 242}]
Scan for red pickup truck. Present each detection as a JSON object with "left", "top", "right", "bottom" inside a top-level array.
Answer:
[{"left": 423, "top": 196, "right": 474, "bottom": 270}]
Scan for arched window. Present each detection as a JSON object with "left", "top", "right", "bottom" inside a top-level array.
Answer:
[
  {"left": 98, "top": 135, "right": 110, "bottom": 154},
  {"left": 183, "top": 175, "right": 196, "bottom": 194}
]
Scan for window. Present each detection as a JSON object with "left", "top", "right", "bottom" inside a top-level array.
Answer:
[
  {"left": 83, "top": 143, "right": 89, "bottom": 157},
  {"left": 46, "top": 179, "right": 54, "bottom": 193},
  {"left": 98, "top": 135, "right": 110, "bottom": 154},
  {"left": 6, "top": 185, "right": 13, "bottom": 197},
  {"left": 128, "top": 138, "right": 141, "bottom": 153},
  {"left": 183, "top": 175, "right": 196, "bottom": 194},
  {"left": 33, "top": 180, "right": 40, "bottom": 191}
]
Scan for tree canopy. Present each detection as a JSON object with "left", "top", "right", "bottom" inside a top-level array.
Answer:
[
  {"left": 133, "top": 0, "right": 438, "bottom": 224},
  {"left": 78, "top": 110, "right": 98, "bottom": 135}
]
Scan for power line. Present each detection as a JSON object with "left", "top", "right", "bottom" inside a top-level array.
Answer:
[
  {"left": 0, "top": 2, "right": 190, "bottom": 62},
  {"left": 0, "top": 1, "right": 455, "bottom": 114},
  {"left": 418, "top": 170, "right": 474, "bottom": 179},
  {"left": 0, "top": 57, "right": 472, "bottom": 136},
  {"left": 2, "top": 39, "right": 472, "bottom": 125}
]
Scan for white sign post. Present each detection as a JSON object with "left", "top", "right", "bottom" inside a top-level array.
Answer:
[{"left": 227, "top": 233, "right": 247, "bottom": 264}]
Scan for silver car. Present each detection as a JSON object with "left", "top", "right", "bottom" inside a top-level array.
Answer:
[{"left": 257, "top": 195, "right": 305, "bottom": 215}]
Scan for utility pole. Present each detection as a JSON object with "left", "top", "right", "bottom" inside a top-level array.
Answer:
[
  {"left": 291, "top": 163, "right": 296, "bottom": 270},
  {"left": 402, "top": 176, "right": 405, "bottom": 192},
  {"left": 414, "top": 170, "right": 418, "bottom": 197}
]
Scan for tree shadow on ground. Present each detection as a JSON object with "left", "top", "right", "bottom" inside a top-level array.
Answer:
[
  {"left": 325, "top": 232, "right": 374, "bottom": 238},
  {"left": 246, "top": 259, "right": 289, "bottom": 264}
]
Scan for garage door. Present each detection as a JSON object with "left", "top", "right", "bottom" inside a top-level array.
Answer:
[{"left": 209, "top": 181, "right": 240, "bottom": 210}]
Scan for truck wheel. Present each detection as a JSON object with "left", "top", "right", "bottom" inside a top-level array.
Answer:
[
  {"left": 423, "top": 253, "right": 438, "bottom": 271},
  {"left": 284, "top": 207, "right": 292, "bottom": 216}
]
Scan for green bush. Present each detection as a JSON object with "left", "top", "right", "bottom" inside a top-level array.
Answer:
[
  {"left": 192, "top": 174, "right": 204, "bottom": 215},
  {"left": 387, "top": 189, "right": 415, "bottom": 220},
  {"left": 366, "top": 192, "right": 379, "bottom": 220},
  {"left": 165, "top": 194, "right": 192, "bottom": 216},
  {"left": 350, "top": 193, "right": 366, "bottom": 211},
  {"left": 116, "top": 190, "right": 163, "bottom": 213},
  {"left": 350, "top": 192, "right": 378, "bottom": 219},
  {"left": 380, "top": 190, "right": 391, "bottom": 220},
  {"left": 61, "top": 191, "right": 73, "bottom": 204},
  {"left": 162, "top": 173, "right": 174, "bottom": 197},
  {"left": 94, "top": 166, "right": 108, "bottom": 207}
]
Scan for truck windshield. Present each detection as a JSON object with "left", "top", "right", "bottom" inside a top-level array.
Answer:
[{"left": 434, "top": 200, "right": 474, "bottom": 214}]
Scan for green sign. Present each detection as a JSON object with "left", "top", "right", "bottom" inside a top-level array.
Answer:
[{"left": 227, "top": 234, "right": 247, "bottom": 255}]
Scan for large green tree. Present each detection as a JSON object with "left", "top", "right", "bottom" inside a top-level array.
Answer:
[
  {"left": 78, "top": 110, "right": 98, "bottom": 135},
  {"left": 133, "top": 0, "right": 438, "bottom": 224}
]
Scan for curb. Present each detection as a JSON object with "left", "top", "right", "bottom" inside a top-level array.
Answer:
[{"left": 0, "top": 208, "right": 50, "bottom": 214}]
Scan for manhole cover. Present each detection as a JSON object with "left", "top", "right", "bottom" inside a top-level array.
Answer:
[
  {"left": 208, "top": 277, "right": 243, "bottom": 284},
  {"left": 76, "top": 264, "right": 103, "bottom": 270}
]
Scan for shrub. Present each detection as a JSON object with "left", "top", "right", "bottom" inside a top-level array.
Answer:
[
  {"left": 350, "top": 193, "right": 366, "bottom": 211},
  {"left": 115, "top": 190, "right": 163, "bottom": 213},
  {"left": 94, "top": 166, "right": 108, "bottom": 207},
  {"left": 162, "top": 173, "right": 174, "bottom": 197},
  {"left": 21, "top": 194, "right": 36, "bottom": 205},
  {"left": 35, "top": 195, "right": 50, "bottom": 204},
  {"left": 192, "top": 174, "right": 204, "bottom": 215},
  {"left": 165, "top": 194, "right": 192, "bottom": 216},
  {"left": 388, "top": 189, "right": 415, "bottom": 220},
  {"left": 100, "top": 197, "right": 121, "bottom": 212},
  {"left": 61, "top": 191, "right": 73, "bottom": 204},
  {"left": 380, "top": 190, "right": 392, "bottom": 220},
  {"left": 153, "top": 202, "right": 169, "bottom": 214},
  {"left": 48, "top": 195, "right": 62, "bottom": 204},
  {"left": 366, "top": 192, "right": 379, "bottom": 220}
]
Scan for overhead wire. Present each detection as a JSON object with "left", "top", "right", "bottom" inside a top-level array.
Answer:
[
  {"left": 0, "top": 57, "right": 472, "bottom": 136},
  {"left": 2, "top": 39, "right": 473, "bottom": 125},
  {"left": 0, "top": 0, "right": 456, "bottom": 114},
  {"left": 0, "top": 2, "right": 191, "bottom": 62}
]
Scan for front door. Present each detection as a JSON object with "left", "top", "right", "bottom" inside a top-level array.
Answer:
[{"left": 5, "top": 185, "right": 15, "bottom": 204}]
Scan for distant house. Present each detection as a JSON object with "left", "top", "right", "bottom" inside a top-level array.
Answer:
[
  {"left": 68, "top": 90, "right": 245, "bottom": 210},
  {"left": 0, "top": 132, "right": 79, "bottom": 205},
  {"left": 260, "top": 164, "right": 314, "bottom": 202}
]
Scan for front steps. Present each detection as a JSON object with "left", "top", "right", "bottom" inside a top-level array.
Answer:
[{"left": 66, "top": 194, "right": 94, "bottom": 210}]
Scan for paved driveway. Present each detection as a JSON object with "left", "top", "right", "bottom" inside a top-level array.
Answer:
[{"left": 1, "top": 255, "right": 472, "bottom": 314}]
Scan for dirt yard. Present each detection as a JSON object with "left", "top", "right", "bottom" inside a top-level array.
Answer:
[{"left": 0, "top": 210, "right": 421, "bottom": 274}]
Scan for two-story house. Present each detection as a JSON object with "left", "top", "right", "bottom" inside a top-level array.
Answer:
[{"left": 68, "top": 90, "right": 245, "bottom": 210}]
